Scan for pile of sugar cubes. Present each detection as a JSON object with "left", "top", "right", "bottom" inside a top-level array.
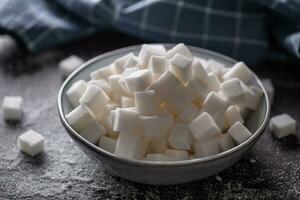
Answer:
[{"left": 65, "top": 43, "right": 266, "bottom": 161}]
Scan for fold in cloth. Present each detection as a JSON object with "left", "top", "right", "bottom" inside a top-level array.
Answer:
[{"left": 0, "top": 0, "right": 299, "bottom": 65}]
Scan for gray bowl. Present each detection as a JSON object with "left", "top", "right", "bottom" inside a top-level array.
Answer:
[{"left": 58, "top": 44, "right": 270, "bottom": 185}]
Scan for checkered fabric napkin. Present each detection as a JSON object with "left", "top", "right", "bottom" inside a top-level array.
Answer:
[{"left": 0, "top": 0, "right": 299, "bottom": 65}]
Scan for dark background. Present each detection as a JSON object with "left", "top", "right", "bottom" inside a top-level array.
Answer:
[{"left": 0, "top": 31, "right": 299, "bottom": 200}]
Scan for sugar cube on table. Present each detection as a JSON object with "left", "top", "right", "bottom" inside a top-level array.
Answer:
[
  {"left": 166, "top": 43, "right": 193, "bottom": 59},
  {"left": 67, "top": 80, "right": 87, "bottom": 107},
  {"left": 227, "top": 121, "right": 252, "bottom": 144},
  {"left": 189, "top": 112, "right": 220, "bottom": 140},
  {"left": 113, "top": 108, "right": 140, "bottom": 132},
  {"left": 225, "top": 106, "right": 244, "bottom": 127},
  {"left": 79, "top": 85, "right": 110, "bottom": 115},
  {"left": 88, "top": 79, "right": 111, "bottom": 95},
  {"left": 18, "top": 130, "right": 45, "bottom": 157},
  {"left": 169, "top": 54, "right": 193, "bottom": 83},
  {"left": 223, "top": 62, "right": 253, "bottom": 83},
  {"left": 134, "top": 90, "right": 157, "bottom": 116},
  {"left": 220, "top": 78, "right": 245, "bottom": 105},
  {"left": 2, "top": 96, "right": 23, "bottom": 121},
  {"left": 165, "top": 149, "right": 189, "bottom": 161},
  {"left": 66, "top": 105, "right": 94, "bottom": 132},
  {"left": 59, "top": 55, "right": 84, "bottom": 77},
  {"left": 98, "top": 136, "right": 117, "bottom": 153},
  {"left": 124, "top": 69, "right": 153, "bottom": 93},
  {"left": 218, "top": 133, "right": 235, "bottom": 152},
  {"left": 194, "top": 137, "right": 220, "bottom": 158},
  {"left": 261, "top": 79, "right": 274, "bottom": 105},
  {"left": 80, "top": 121, "right": 107, "bottom": 144},
  {"left": 269, "top": 114, "right": 296, "bottom": 139},
  {"left": 145, "top": 153, "right": 174, "bottom": 161},
  {"left": 138, "top": 44, "right": 166, "bottom": 67},
  {"left": 168, "top": 123, "right": 193, "bottom": 150},
  {"left": 149, "top": 56, "right": 168, "bottom": 77},
  {"left": 90, "top": 64, "right": 116, "bottom": 80}
]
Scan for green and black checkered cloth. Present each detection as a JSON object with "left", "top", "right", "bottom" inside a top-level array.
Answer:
[{"left": 0, "top": 0, "right": 299, "bottom": 65}]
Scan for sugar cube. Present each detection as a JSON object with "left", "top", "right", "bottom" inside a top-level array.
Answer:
[
  {"left": 121, "top": 96, "right": 135, "bottom": 108},
  {"left": 140, "top": 116, "right": 162, "bottom": 138},
  {"left": 225, "top": 106, "right": 244, "bottom": 127},
  {"left": 223, "top": 62, "right": 253, "bottom": 83},
  {"left": 108, "top": 74, "right": 124, "bottom": 93},
  {"left": 205, "top": 59, "right": 225, "bottom": 78},
  {"left": 189, "top": 112, "right": 220, "bottom": 140},
  {"left": 227, "top": 122, "right": 252, "bottom": 144},
  {"left": 206, "top": 72, "right": 221, "bottom": 92},
  {"left": 220, "top": 78, "right": 245, "bottom": 105},
  {"left": 2, "top": 96, "right": 23, "bottom": 121},
  {"left": 66, "top": 80, "right": 87, "bottom": 107},
  {"left": 186, "top": 78, "right": 210, "bottom": 101},
  {"left": 168, "top": 123, "right": 193, "bottom": 150},
  {"left": 59, "top": 55, "right": 84, "bottom": 77},
  {"left": 192, "top": 60, "right": 209, "bottom": 83},
  {"left": 165, "top": 149, "right": 189, "bottom": 160},
  {"left": 124, "top": 69, "right": 153, "bottom": 93},
  {"left": 166, "top": 43, "right": 193, "bottom": 59},
  {"left": 148, "top": 138, "right": 168, "bottom": 153},
  {"left": 194, "top": 137, "right": 220, "bottom": 157},
  {"left": 113, "top": 108, "right": 140, "bottom": 132},
  {"left": 176, "top": 104, "right": 199, "bottom": 123},
  {"left": 88, "top": 79, "right": 111, "bottom": 95},
  {"left": 113, "top": 53, "right": 136, "bottom": 73},
  {"left": 218, "top": 133, "right": 235, "bottom": 152},
  {"left": 269, "top": 114, "right": 296, "bottom": 139},
  {"left": 66, "top": 105, "right": 94, "bottom": 132},
  {"left": 149, "top": 56, "right": 168, "bottom": 77},
  {"left": 80, "top": 121, "right": 107, "bottom": 144},
  {"left": 169, "top": 54, "right": 193, "bottom": 83},
  {"left": 90, "top": 64, "right": 116, "bottom": 80},
  {"left": 18, "top": 130, "right": 45, "bottom": 157},
  {"left": 98, "top": 136, "right": 117, "bottom": 153},
  {"left": 138, "top": 44, "right": 166, "bottom": 67},
  {"left": 134, "top": 90, "right": 157, "bottom": 116}
]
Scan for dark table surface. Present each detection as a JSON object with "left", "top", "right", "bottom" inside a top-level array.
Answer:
[{"left": 0, "top": 32, "right": 299, "bottom": 200}]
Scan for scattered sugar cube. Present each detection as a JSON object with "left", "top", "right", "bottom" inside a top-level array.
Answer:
[
  {"left": 90, "top": 64, "right": 116, "bottom": 80},
  {"left": 2, "top": 96, "right": 23, "bottom": 121},
  {"left": 66, "top": 105, "right": 94, "bottom": 132},
  {"left": 261, "top": 79, "right": 274, "bottom": 105},
  {"left": 194, "top": 137, "right": 220, "bottom": 157},
  {"left": 113, "top": 108, "right": 139, "bottom": 132},
  {"left": 79, "top": 85, "right": 110, "bottom": 115},
  {"left": 124, "top": 69, "right": 153, "bottom": 93},
  {"left": 223, "top": 62, "right": 253, "bottom": 83},
  {"left": 225, "top": 106, "right": 244, "bottom": 127},
  {"left": 80, "top": 121, "right": 107, "bottom": 144},
  {"left": 18, "top": 130, "right": 45, "bottom": 157},
  {"left": 269, "top": 114, "right": 296, "bottom": 139},
  {"left": 138, "top": 44, "right": 166, "bottom": 67},
  {"left": 59, "top": 55, "right": 84, "bottom": 77},
  {"left": 98, "top": 136, "right": 117, "bottom": 153},
  {"left": 149, "top": 56, "right": 168, "bottom": 77},
  {"left": 218, "top": 133, "right": 235, "bottom": 152},
  {"left": 67, "top": 80, "right": 87, "bottom": 107},
  {"left": 166, "top": 43, "right": 193, "bottom": 59},
  {"left": 169, "top": 54, "right": 193, "bottom": 83},
  {"left": 189, "top": 112, "right": 220, "bottom": 140},
  {"left": 220, "top": 78, "right": 245, "bottom": 105},
  {"left": 227, "top": 121, "right": 252, "bottom": 144},
  {"left": 165, "top": 149, "right": 189, "bottom": 160},
  {"left": 168, "top": 123, "right": 193, "bottom": 150},
  {"left": 134, "top": 90, "right": 157, "bottom": 116}
]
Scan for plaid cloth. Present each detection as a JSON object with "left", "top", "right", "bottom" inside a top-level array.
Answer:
[{"left": 0, "top": 0, "right": 299, "bottom": 65}]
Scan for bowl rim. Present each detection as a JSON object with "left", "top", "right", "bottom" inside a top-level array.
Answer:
[{"left": 57, "top": 43, "right": 270, "bottom": 167}]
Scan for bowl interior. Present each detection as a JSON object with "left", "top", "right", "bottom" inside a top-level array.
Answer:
[{"left": 58, "top": 44, "right": 269, "bottom": 165}]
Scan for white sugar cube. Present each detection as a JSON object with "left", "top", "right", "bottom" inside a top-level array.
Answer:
[
  {"left": 65, "top": 105, "right": 94, "bottom": 132},
  {"left": 79, "top": 85, "right": 110, "bottom": 115},
  {"left": 160, "top": 116, "right": 174, "bottom": 137},
  {"left": 88, "top": 79, "right": 111, "bottom": 95},
  {"left": 220, "top": 78, "right": 245, "bottom": 105},
  {"left": 227, "top": 122, "right": 252, "bottom": 144},
  {"left": 148, "top": 138, "right": 168, "bottom": 153},
  {"left": 2, "top": 96, "right": 23, "bottom": 121},
  {"left": 138, "top": 44, "right": 166, "bottom": 67},
  {"left": 269, "top": 114, "right": 296, "bottom": 139},
  {"left": 124, "top": 69, "right": 153, "bottom": 93},
  {"left": 186, "top": 78, "right": 210, "bottom": 101},
  {"left": 113, "top": 108, "right": 139, "bottom": 132},
  {"left": 108, "top": 74, "right": 124, "bottom": 93},
  {"left": 205, "top": 59, "right": 225, "bottom": 78},
  {"left": 206, "top": 72, "right": 221, "bottom": 92},
  {"left": 149, "top": 56, "right": 168, "bottom": 77},
  {"left": 176, "top": 104, "right": 199, "bottom": 123},
  {"left": 189, "top": 112, "right": 220, "bottom": 140},
  {"left": 121, "top": 96, "right": 135, "bottom": 108},
  {"left": 123, "top": 55, "right": 139, "bottom": 69},
  {"left": 90, "top": 64, "right": 116, "bottom": 80},
  {"left": 151, "top": 71, "right": 182, "bottom": 95},
  {"left": 18, "top": 130, "right": 45, "bottom": 157},
  {"left": 166, "top": 43, "right": 193, "bottom": 59},
  {"left": 98, "top": 136, "right": 117, "bottom": 153},
  {"left": 165, "top": 149, "right": 189, "bottom": 160},
  {"left": 66, "top": 80, "right": 87, "bottom": 107},
  {"left": 168, "top": 123, "right": 193, "bottom": 150},
  {"left": 102, "top": 116, "right": 118, "bottom": 139},
  {"left": 145, "top": 153, "right": 173, "bottom": 161},
  {"left": 118, "top": 67, "right": 139, "bottom": 93},
  {"left": 192, "top": 60, "right": 209, "bottom": 83},
  {"left": 194, "top": 137, "right": 220, "bottom": 158},
  {"left": 80, "top": 121, "right": 107, "bottom": 144},
  {"left": 140, "top": 116, "right": 162, "bottom": 138},
  {"left": 225, "top": 106, "right": 244, "bottom": 127},
  {"left": 223, "top": 62, "right": 253, "bottom": 83},
  {"left": 261, "top": 79, "right": 274, "bottom": 105},
  {"left": 218, "top": 133, "right": 235, "bottom": 152},
  {"left": 169, "top": 54, "right": 193, "bottom": 83},
  {"left": 59, "top": 55, "right": 84, "bottom": 77},
  {"left": 113, "top": 53, "right": 136, "bottom": 73},
  {"left": 134, "top": 90, "right": 157, "bottom": 116}
]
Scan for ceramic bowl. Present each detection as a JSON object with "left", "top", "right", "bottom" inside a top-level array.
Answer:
[{"left": 58, "top": 44, "right": 270, "bottom": 185}]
